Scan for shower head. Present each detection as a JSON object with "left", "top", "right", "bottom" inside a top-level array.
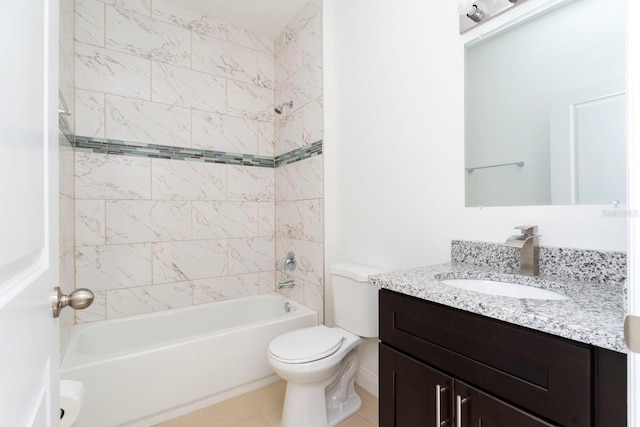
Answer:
[{"left": 275, "top": 101, "right": 293, "bottom": 114}]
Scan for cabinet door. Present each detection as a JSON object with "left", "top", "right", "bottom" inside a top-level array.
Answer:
[
  {"left": 380, "top": 344, "right": 453, "bottom": 427},
  {"left": 454, "top": 381, "right": 556, "bottom": 427}
]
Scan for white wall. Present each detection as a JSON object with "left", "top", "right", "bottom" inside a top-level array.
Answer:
[{"left": 323, "top": 0, "right": 628, "bottom": 395}]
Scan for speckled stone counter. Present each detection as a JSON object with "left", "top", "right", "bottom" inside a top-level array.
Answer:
[{"left": 370, "top": 262, "right": 627, "bottom": 353}]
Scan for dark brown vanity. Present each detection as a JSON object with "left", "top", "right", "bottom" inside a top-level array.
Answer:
[{"left": 379, "top": 289, "right": 627, "bottom": 427}]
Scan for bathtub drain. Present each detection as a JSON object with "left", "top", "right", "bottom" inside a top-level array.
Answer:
[{"left": 284, "top": 302, "right": 291, "bottom": 313}]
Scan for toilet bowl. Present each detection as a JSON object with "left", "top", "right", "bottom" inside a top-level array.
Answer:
[
  {"left": 267, "top": 263, "right": 384, "bottom": 427},
  {"left": 268, "top": 325, "right": 363, "bottom": 426}
]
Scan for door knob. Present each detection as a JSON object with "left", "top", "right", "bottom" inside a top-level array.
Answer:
[{"left": 52, "top": 287, "right": 94, "bottom": 318}]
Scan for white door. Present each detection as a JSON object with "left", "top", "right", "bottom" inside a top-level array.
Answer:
[
  {"left": 628, "top": 1, "right": 640, "bottom": 425},
  {"left": 0, "top": 0, "right": 60, "bottom": 426}
]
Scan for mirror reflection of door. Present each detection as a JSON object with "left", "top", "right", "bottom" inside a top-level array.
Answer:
[{"left": 550, "top": 80, "right": 626, "bottom": 205}]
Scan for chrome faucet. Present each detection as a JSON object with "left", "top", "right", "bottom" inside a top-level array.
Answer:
[{"left": 504, "top": 225, "right": 540, "bottom": 276}]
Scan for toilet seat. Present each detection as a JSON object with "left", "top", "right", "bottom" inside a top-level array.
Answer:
[{"left": 269, "top": 326, "right": 344, "bottom": 364}]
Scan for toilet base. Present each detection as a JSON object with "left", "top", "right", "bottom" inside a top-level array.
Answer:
[
  {"left": 326, "top": 349, "right": 361, "bottom": 426},
  {"left": 327, "top": 391, "right": 361, "bottom": 426},
  {"left": 280, "top": 349, "right": 362, "bottom": 427}
]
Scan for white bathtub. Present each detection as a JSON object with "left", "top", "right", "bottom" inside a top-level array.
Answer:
[{"left": 61, "top": 293, "right": 317, "bottom": 427}]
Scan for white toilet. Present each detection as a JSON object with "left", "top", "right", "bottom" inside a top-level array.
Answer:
[{"left": 267, "top": 263, "right": 384, "bottom": 427}]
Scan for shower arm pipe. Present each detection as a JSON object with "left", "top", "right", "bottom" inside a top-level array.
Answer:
[{"left": 466, "top": 161, "right": 524, "bottom": 173}]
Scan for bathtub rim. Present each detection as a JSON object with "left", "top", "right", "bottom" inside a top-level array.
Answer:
[{"left": 62, "top": 292, "right": 317, "bottom": 371}]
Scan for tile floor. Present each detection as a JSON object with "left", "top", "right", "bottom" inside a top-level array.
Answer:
[{"left": 154, "top": 381, "right": 378, "bottom": 427}]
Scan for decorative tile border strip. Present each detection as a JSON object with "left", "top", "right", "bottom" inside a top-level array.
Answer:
[
  {"left": 74, "top": 136, "right": 323, "bottom": 168},
  {"left": 75, "top": 136, "right": 274, "bottom": 168},
  {"left": 275, "top": 140, "right": 323, "bottom": 167}
]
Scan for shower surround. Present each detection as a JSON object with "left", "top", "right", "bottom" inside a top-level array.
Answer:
[{"left": 72, "top": 0, "right": 323, "bottom": 324}]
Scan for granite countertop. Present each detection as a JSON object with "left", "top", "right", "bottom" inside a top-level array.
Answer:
[{"left": 370, "top": 262, "right": 627, "bottom": 353}]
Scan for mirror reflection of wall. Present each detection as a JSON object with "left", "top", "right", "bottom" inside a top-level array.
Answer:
[{"left": 464, "top": 0, "right": 626, "bottom": 207}]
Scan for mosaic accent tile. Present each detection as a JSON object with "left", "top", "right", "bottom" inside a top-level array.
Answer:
[
  {"left": 275, "top": 140, "right": 322, "bottom": 167},
  {"left": 74, "top": 136, "right": 322, "bottom": 168},
  {"left": 75, "top": 136, "right": 274, "bottom": 168},
  {"left": 451, "top": 240, "right": 627, "bottom": 285}
]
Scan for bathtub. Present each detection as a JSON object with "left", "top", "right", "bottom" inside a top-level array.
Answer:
[{"left": 61, "top": 293, "right": 317, "bottom": 427}]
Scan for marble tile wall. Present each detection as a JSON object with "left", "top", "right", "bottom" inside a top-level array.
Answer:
[
  {"left": 273, "top": 0, "right": 325, "bottom": 322},
  {"left": 59, "top": 0, "right": 76, "bottom": 359},
  {"left": 75, "top": 153, "right": 275, "bottom": 321},
  {"left": 74, "top": 0, "right": 278, "bottom": 322},
  {"left": 74, "top": 0, "right": 275, "bottom": 156}
]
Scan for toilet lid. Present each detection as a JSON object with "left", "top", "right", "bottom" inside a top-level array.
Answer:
[{"left": 269, "top": 326, "right": 344, "bottom": 363}]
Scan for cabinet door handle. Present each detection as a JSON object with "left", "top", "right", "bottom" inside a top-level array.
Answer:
[
  {"left": 435, "top": 384, "right": 447, "bottom": 426},
  {"left": 455, "top": 395, "right": 469, "bottom": 427}
]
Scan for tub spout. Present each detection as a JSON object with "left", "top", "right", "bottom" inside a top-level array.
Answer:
[{"left": 278, "top": 280, "right": 296, "bottom": 290}]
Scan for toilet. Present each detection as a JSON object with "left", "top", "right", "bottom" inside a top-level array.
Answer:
[{"left": 267, "top": 263, "right": 384, "bottom": 427}]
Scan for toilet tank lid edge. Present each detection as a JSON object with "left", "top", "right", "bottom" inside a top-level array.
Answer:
[{"left": 331, "top": 263, "right": 386, "bottom": 282}]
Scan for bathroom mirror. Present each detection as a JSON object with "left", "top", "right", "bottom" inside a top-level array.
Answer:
[{"left": 464, "top": 0, "right": 626, "bottom": 207}]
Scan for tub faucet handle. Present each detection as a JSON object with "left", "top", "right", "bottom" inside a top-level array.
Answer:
[{"left": 284, "top": 251, "right": 296, "bottom": 271}]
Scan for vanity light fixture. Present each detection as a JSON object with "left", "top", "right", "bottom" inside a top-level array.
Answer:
[
  {"left": 467, "top": 5, "right": 486, "bottom": 22},
  {"left": 459, "top": 0, "right": 530, "bottom": 32},
  {"left": 459, "top": 0, "right": 487, "bottom": 22}
]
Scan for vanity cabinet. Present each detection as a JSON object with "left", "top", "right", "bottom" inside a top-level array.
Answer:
[
  {"left": 380, "top": 345, "right": 554, "bottom": 426},
  {"left": 379, "top": 289, "right": 627, "bottom": 427}
]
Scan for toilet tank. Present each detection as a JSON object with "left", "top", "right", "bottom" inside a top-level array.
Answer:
[{"left": 331, "top": 263, "right": 386, "bottom": 338}]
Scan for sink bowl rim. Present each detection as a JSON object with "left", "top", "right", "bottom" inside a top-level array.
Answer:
[{"left": 438, "top": 277, "right": 571, "bottom": 300}]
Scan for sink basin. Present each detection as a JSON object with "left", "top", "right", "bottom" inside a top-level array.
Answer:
[{"left": 440, "top": 279, "right": 569, "bottom": 300}]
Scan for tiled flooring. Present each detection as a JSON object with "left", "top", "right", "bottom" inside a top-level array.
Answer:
[{"left": 154, "top": 381, "right": 378, "bottom": 427}]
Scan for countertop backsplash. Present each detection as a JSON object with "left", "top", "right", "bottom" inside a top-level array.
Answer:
[{"left": 451, "top": 240, "right": 627, "bottom": 285}]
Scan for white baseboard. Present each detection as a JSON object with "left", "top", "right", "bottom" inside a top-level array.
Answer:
[{"left": 356, "top": 366, "right": 378, "bottom": 398}]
